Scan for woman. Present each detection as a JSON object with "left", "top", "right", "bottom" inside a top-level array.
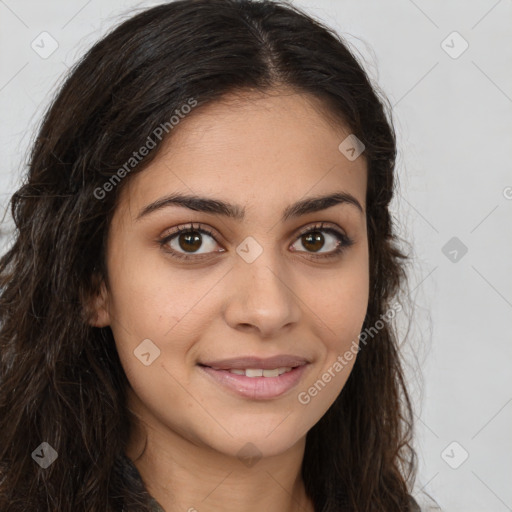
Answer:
[{"left": 0, "top": 0, "right": 424, "bottom": 510}]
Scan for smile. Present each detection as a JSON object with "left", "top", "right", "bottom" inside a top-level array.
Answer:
[
  {"left": 227, "top": 367, "right": 293, "bottom": 377},
  {"left": 198, "top": 363, "right": 309, "bottom": 400}
]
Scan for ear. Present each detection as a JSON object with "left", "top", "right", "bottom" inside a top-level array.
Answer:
[{"left": 87, "top": 279, "right": 111, "bottom": 328}]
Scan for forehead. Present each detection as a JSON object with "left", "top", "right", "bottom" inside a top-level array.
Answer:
[{"left": 119, "top": 87, "right": 367, "bottom": 221}]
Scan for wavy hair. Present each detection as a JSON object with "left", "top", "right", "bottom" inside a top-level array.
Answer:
[{"left": 0, "top": 0, "right": 418, "bottom": 510}]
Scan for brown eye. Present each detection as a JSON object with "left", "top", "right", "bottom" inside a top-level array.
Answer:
[
  {"left": 159, "top": 224, "right": 224, "bottom": 260},
  {"left": 301, "top": 231, "right": 325, "bottom": 252},
  {"left": 159, "top": 222, "right": 354, "bottom": 262},
  {"left": 290, "top": 224, "right": 354, "bottom": 260},
  {"left": 177, "top": 231, "right": 203, "bottom": 253}
]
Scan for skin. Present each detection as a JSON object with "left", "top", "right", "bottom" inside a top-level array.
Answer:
[{"left": 90, "top": 87, "right": 369, "bottom": 512}]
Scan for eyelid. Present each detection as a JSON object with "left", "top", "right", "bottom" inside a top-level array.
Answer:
[
  {"left": 295, "top": 221, "right": 346, "bottom": 238},
  {"left": 159, "top": 221, "right": 346, "bottom": 242}
]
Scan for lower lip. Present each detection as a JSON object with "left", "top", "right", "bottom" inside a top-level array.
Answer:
[{"left": 198, "top": 364, "right": 309, "bottom": 400}]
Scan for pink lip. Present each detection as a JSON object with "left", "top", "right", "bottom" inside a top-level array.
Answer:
[
  {"left": 198, "top": 364, "right": 309, "bottom": 400},
  {"left": 199, "top": 354, "right": 309, "bottom": 370}
]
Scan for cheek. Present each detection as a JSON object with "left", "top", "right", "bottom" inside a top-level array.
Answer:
[
  {"left": 297, "top": 256, "right": 368, "bottom": 409},
  {"left": 105, "top": 259, "right": 221, "bottom": 388},
  {"left": 309, "top": 258, "right": 369, "bottom": 349},
  {"left": 106, "top": 247, "right": 186, "bottom": 337}
]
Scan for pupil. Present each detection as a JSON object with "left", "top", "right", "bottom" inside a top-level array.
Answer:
[
  {"left": 304, "top": 232, "right": 323, "bottom": 252},
  {"left": 179, "top": 232, "right": 202, "bottom": 252}
]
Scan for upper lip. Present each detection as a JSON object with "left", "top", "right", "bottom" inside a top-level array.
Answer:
[{"left": 199, "top": 355, "right": 310, "bottom": 370}]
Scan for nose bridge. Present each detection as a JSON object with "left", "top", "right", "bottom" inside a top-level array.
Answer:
[{"left": 224, "top": 240, "right": 301, "bottom": 336}]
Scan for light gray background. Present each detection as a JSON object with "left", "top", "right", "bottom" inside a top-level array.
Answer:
[{"left": 1, "top": 1, "right": 511, "bottom": 511}]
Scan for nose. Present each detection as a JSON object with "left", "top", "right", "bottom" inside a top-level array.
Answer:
[{"left": 223, "top": 256, "right": 302, "bottom": 338}]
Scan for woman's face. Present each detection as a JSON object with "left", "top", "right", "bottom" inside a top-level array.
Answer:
[{"left": 93, "top": 88, "right": 369, "bottom": 459}]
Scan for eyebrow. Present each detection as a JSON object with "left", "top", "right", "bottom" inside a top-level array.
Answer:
[{"left": 135, "top": 191, "right": 364, "bottom": 223}]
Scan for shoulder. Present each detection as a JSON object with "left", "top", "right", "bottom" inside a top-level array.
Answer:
[
  {"left": 121, "top": 453, "right": 166, "bottom": 511},
  {"left": 148, "top": 496, "right": 166, "bottom": 512}
]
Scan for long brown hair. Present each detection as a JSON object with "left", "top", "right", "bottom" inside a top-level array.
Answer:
[{"left": 0, "top": 0, "right": 418, "bottom": 510}]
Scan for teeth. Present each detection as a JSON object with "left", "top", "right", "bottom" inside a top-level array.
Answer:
[
  {"left": 229, "top": 369, "right": 246, "bottom": 375},
  {"left": 246, "top": 368, "right": 263, "bottom": 377},
  {"left": 227, "top": 367, "right": 293, "bottom": 377}
]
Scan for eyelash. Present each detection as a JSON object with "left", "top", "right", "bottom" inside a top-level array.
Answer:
[{"left": 157, "top": 222, "right": 354, "bottom": 262}]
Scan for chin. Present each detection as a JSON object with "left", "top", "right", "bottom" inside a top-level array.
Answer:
[{"left": 203, "top": 422, "right": 310, "bottom": 462}]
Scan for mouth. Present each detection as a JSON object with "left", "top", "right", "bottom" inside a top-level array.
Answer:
[
  {"left": 210, "top": 367, "right": 295, "bottom": 377},
  {"left": 199, "top": 354, "right": 310, "bottom": 370},
  {"left": 197, "top": 355, "right": 310, "bottom": 400}
]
